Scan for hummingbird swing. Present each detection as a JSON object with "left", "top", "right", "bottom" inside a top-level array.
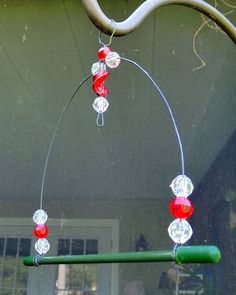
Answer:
[{"left": 23, "top": 0, "right": 236, "bottom": 268}]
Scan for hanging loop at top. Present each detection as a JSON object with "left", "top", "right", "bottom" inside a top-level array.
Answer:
[{"left": 98, "top": 19, "right": 117, "bottom": 47}]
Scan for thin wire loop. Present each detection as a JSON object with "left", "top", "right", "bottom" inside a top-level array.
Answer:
[
  {"left": 98, "top": 19, "right": 117, "bottom": 47},
  {"left": 96, "top": 112, "right": 105, "bottom": 127},
  {"left": 39, "top": 73, "right": 93, "bottom": 209},
  {"left": 33, "top": 255, "right": 42, "bottom": 267},
  {"left": 174, "top": 263, "right": 180, "bottom": 295},
  {"left": 121, "top": 57, "right": 185, "bottom": 176}
]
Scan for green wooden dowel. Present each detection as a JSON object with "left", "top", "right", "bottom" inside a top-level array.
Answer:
[
  {"left": 175, "top": 245, "right": 221, "bottom": 264},
  {"left": 23, "top": 245, "right": 221, "bottom": 267}
]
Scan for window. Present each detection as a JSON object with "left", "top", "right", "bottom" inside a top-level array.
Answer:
[
  {"left": 56, "top": 239, "right": 98, "bottom": 294},
  {"left": 0, "top": 219, "right": 119, "bottom": 295},
  {"left": 29, "top": 219, "right": 118, "bottom": 295},
  {"left": 0, "top": 237, "right": 31, "bottom": 295}
]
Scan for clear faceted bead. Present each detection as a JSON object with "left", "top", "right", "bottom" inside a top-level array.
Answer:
[
  {"left": 93, "top": 96, "right": 109, "bottom": 113},
  {"left": 170, "top": 175, "right": 194, "bottom": 197},
  {"left": 33, "top": 209, "right": 48, "bottom": 224},
  {"left": 168, "top": 218, "right": 193, "bottom": 244},
  {"left": 105, "top": 52, "right": 121, "bottom": 68},
  {"left": 91, "top": 62, "right": 106, "bottom": 75},
  {"left": 35, "top": 238, "right": 50, "bottom": 255}
]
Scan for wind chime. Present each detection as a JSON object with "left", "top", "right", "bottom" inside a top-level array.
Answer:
[{"left": 22, "top": 0, "right": 236, "bottom": 268}]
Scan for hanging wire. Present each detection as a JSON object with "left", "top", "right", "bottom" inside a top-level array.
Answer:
[
  {"left": 39, "top": 73, "right": 93, "bottom": 209},
  {"left": 172, "top": 242, "right": 181, "bottom": 295},
  {"left": 98, "top": 19, "right": 117, "bottom": 47},
  {"left": 121, "top": 59, "right": 186, "bottom": 283},
  {"left": 121, "top": 57, "right": 185, "bottom": 176},
  {"left": 174, "top": 264, "right": 180, "bottom": 295}
]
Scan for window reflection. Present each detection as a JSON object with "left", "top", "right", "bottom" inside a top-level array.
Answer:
[
  {"left": 0, "top": 237, "right": 30, "bottom": 295},
  {"left": 56, "top": 239, "right": 98, "bottom": 295}
]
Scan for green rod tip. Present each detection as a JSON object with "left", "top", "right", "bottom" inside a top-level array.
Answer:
[{"left": 176, "top": 245, "right": 221, "bottom": 264}]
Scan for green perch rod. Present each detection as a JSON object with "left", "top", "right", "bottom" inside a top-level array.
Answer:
[{"left": 23, "top": 245, "right": 221, "bottom": 267}]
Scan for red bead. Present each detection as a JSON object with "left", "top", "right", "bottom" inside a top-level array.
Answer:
[
  {"left": 33, "top": 224, "right": 49, "bottom": 238},
  {"left": 169, "top": 197, "right": 194, "bottom": 219},
  {"left": 93, "top": 70, "right": 110, "bottom": 97},
  {"left": 97, "top": 47, "right": 112, "bottom": 60},
  {"left": 93, "top": 83, "right": 109, "bottom": 97}
]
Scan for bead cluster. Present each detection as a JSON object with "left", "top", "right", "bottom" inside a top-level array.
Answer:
[
  {"left": 33, "top": 209, "right": 50, "bottom": 255},
  {"left": 168, "top": 175, "right": 194, "bottom": 244},
  {"left": 91, "top": 46, "right": 120, "bottom": 123}
]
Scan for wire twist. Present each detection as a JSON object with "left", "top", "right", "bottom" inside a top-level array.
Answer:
[{"left": 98, "top": 19, "right": 117, "bottom": 47}]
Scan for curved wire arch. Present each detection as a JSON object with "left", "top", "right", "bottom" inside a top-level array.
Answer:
[{"left": 38, "top": 59, "right": 186, "bottom": 208}]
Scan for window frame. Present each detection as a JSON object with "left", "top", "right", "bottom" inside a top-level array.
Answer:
[{"left": 0, "top": 218, "right": 119, "bottom": 295}]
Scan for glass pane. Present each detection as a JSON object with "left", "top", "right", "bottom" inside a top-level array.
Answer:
[
  {"left": 86, "top": 240, "right": 98, "bottom": 255},
  {"left": 19, "top": 239, "right": 31, "bottom": 257},
  {"left": 15, "top": 262, "right": 29, "bottom": 289},
  {"left": 55, "top": 264, "right": 70, "bottom": 291},
  {"left": 58, "top": 239, "right": 70, "bottom": 256},
  {"left": 0, "top": 238, "right": 4, "bottom": 256},
  {"left": 5, "top": 238, "right": 18, "bottom": 257},
  {"left": 84, "top": 265, "right": 97, "bottom": 292},
  {"left": 2, "top": 257, "right": 16, "bottom": 289},
  {"left": 72, "top": 239, "right": 84, "bottom": 255},
  {"left": 56, "top": 239, "right": 97, "bottom": 293},
  {"left": 69, "top": 264, "right": 85, "bottom": 289}
]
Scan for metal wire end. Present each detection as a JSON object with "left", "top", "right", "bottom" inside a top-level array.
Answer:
[
  {"left": 33, "top": 255, "right": 42, "bottom": 267},
  {"left": 98, "top": 19, "right": 117, "bottom": 47}
]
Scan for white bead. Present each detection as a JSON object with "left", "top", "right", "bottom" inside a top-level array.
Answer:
[
  {"left": 93, "top": 96, "right": 109, "bottom": 113},
  {"left": 168, "top": 218, "right": 193, "bottom": 244},
  {"left": 91, "top": 62, "right": 106, "bottom": 75},
  {"left": 33, "top": 209, "right": 48, "bottom": 224},
  {"left": 35, "top": 238, "right": 50, "bottom": 255},
  {"left": 105, "top": 52, "right": 121, "bottom": 68},
  {"left": 170, "top": 175, "right": 194, "bottom": 197}
]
